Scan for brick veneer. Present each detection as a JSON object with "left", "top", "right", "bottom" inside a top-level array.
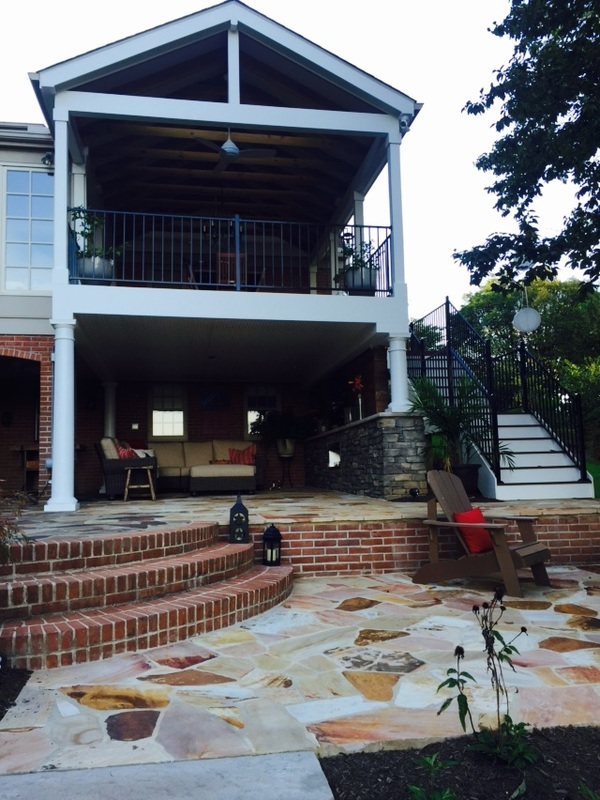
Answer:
[
  {"left": 246, "top": 512, "right": 600, "bottom": 577},
  {"left": 2, "top": 512, "right": 597, "bottom": 669},
  {"left": 0, "top": 336, "right": 53, "bottom": 495}
]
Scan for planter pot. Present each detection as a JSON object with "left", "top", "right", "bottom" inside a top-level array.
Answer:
[
  {"left": 78, "top": 256, "right": 114, "bottom": 283},
  {"left": 343, "top": 267, "right": 378, "bottom": 296},
  {"left": 452, "top": 463, "right": 481, "bottom": 496},
  {"left": 276, "top": 438, "right": 296, "bottom": 458}
]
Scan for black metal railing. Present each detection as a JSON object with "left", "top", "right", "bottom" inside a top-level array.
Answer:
[
  {"left": 67, "top": 209, "right": 393, "bottom": 296},
  {"left": 409, "top": 297, "right": 588, "bottom": 482}
]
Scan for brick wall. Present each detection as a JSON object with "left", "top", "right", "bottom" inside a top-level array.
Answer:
[
  {"left": 0, "top": 336, "right": 53, "bottom": 495},
  {"left": 238, "top": 513, "right": 600, "bottom": 578}
]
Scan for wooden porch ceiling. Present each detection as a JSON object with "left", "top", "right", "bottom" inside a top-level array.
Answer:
[
  {"left": 75, "top": 119, "right": 377, "bottom": 223},
  {"left": 70, "top": 29, "right": 385, "bottom": 223}
]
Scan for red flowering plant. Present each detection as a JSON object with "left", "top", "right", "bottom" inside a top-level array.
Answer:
[{"left": 348, "top": 375, "right": 364, "bottom": 395}]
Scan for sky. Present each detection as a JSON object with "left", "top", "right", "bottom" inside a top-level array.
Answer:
[{"left": 1, "top": 0, "right": 521, "bottom": 318}]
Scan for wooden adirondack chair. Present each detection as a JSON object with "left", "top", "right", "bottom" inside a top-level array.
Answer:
[{"left": 413, "top": 470, "right": 551, "bottom": 597}]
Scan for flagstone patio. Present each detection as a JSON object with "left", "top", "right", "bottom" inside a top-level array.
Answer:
[{"left": 1, "top": 563, "right": 599, "bottom": 775}]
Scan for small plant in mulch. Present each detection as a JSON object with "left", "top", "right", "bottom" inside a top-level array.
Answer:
[
  {"left": 436, "top": 587, "right": 536, "bottom": 770},
  {"left": 0, "top": 486, "right": 29, "bottom": 563},
  {"left": 429, "top": 585, "right": 539, "bottom": 800}
]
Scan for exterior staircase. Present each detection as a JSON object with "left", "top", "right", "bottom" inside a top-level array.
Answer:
[
  {"left": 482, "top": 413, "right": 594, "bottom": 500},
  {"left": 0, "top": 523, "right": 293, "bottom": 670},
  {"left": 409, "top": 298, "right": 594, "bottom": 501}
]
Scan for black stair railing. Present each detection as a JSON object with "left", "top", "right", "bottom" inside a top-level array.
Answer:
[
  {"left": 493, "top": 343, "right": 588, "bottom": 481},
  {"left": 409, "top": 297, "right": 589, "bottom": 484}
]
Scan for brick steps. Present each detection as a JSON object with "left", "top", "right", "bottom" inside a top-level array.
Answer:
[
  {"left": 0, "top": 542, "right": 255, "bottom": 621},
  {"left": 0, "top": 524, "right": 218, "bottom": 577},
  {"left": 0, "top": 523, "right": 294, "bottom": 670},
  {"left": 0, "top": 565, "right": 293, "bottom": 670}
]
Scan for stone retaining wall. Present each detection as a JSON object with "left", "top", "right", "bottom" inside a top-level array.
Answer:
[{"left": 304, "top": 413, "right": 428, "bottom": 501}]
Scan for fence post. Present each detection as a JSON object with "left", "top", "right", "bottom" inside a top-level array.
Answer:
[
  {"left": 519, "top": 339, "right": 529, "bottom": 413},
  {"left": 445, "top": 297, "right": 454, "bottom": 405},
  {"left": 574, "top": 394, "right": 588, "bottom": 482},
  {"left": 485, "top": 339, "right": 501, "bottom": 480}
]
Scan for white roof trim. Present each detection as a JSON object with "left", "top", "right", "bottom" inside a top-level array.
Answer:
[{"left": 33, "top": 0, "right": 416, "bottom": 119}]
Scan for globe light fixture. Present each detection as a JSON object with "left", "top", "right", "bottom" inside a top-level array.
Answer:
[{"left": 512, "top": 307, "right": 541, "bottom": 334}]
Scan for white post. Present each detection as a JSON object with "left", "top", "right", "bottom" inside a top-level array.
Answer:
[
  {"left": 103, "top": 382, "right": 117, "bottom": 438},
  {"left": 44, "top": 320, "right": 79, "bottom": 512},
  {"left": 387, "top": 335, "right": 411, "bottom": 412}
]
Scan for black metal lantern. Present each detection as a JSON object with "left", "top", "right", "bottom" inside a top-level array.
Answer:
[
  {"left": 229, "top": 494, "right": 249, "bottom": 543},
  {"left": 262, "top": 524, "right": 282, "bottom": 566}
]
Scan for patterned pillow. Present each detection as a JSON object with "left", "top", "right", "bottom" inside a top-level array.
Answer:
[
  {"left": 117, "top": 444, "right": 138, "bottom": 460},
  {"left": 228, "top": 444, "right": 256, "bottom": 465}
]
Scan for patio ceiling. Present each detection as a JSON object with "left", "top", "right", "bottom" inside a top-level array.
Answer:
[
  {"left": 67, "top": 27, "right": 391, "bottom": 224},
  {"left": 74, "top": 314, "right": 385, "bottom": 385}
]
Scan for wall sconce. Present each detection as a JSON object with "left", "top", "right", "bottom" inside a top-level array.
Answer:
[
  {"left": 262, "top": 524, "right": 282, "bottom": 566},
  {"left": 229, "top": 494, "right": 250, "bottom": 543},
  {"left": 41, "top": 152, "right": 54, "bottom": 167}
]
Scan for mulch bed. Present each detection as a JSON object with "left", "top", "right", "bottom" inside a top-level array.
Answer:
[
  {"left": 320, "top": 726, "right": 600, "bottom": 799},
  {"left": 0, "top": 664, "right": 32, "bottom": 722},
  {"left": 2, "top": 665, "right": 599, "bottom": 798}
]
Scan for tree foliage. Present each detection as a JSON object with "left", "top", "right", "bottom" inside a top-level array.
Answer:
[{"left": 454, "top": 0, "right": 600, "bottom": 292}]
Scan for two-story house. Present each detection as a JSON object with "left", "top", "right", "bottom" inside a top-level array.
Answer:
[{"left": 1, "top": 0, "right": 427, "bottom": 511}]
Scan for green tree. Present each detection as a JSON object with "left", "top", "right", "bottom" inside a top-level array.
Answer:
[{"left": 454, "top": 0, "right": 600, "bottom": 291}]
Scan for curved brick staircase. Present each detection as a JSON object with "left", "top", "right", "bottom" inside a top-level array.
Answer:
[{"left": 0, "top": 524, "right": 293, "bottom": 670}]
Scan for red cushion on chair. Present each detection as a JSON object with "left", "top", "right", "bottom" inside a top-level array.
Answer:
[
  {"left": 453, "top": 507, "right": 494, "bottom": 554},
  {"left": 229, "top": 444, "right": 256, "bottom": 465},
  {"left": 117, "top": 445, "right": 138, "bottom": 460}
]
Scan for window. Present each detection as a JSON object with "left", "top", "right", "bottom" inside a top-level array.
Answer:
[
  {"left": 150, "top": 383, "right": 186, "bottom": 439},
  {"left": 246, "top": 385, "right": 280, "bottom": 438},
  {"left": 3, "top": 168, "right": 54, "bottom": 291}
]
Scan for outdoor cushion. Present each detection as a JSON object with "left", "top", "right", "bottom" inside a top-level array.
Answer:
[
  {"left": 117, "top": 444, "right": 138, "bottom": 459},
  {"left": 100, "top": 437, "right": 119, "bottom": 460},
  {"left": 183, "top": 441, "right": 213, "bottom": 466},
  {"left": 190, "top": 464, "right": 255, "bottom": 478},
  {"left": 229, "top": 444, "right": 256, "bottom": 465},
  {"left": 152, "top": 442, "right": 185, "bottom": 467},
  {"left": 213, "top": 439, "right": 250, "bottom": 461},
  {"left": 453, "top": 507, "right": 494, "bottom": 554}
]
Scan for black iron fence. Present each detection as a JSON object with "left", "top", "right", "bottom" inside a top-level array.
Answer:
[
  {"left": 68, "top": 209, "right": 392, "bottom": 296},
  {"left": 409, "top": 297, "right": 587, "bottom": 481}
]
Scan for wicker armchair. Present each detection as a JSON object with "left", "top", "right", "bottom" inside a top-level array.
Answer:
[{"left": 95, "top": 439, "right": 157, "bottom": 499}]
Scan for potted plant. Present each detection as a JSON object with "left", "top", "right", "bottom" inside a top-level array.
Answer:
[
  {"left": 250, "top": 410, "right": 315, "bottom": 457},
  {"left": 408, "top": 375, "right": 514, "bottom": 494},
  {"left": 70, "top": 207, "right": 121, "bottom": 282},
  {"left": 336, "top": 238, "right": 379, "bottom": 296}
]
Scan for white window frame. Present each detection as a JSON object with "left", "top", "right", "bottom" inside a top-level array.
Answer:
[
  {"left": 149, "top": 383, "right": 188, "bottom": 441},
  {"left": 2, "top": 165, "right": 54, "bottom": 293}
]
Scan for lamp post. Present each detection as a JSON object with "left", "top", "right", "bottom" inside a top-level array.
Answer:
[
  {"left": 229, "top": 494, "right": 249, "bottom": 543},
  {"left": 262, "top": 524, "right": 282, "bottom": 566}
]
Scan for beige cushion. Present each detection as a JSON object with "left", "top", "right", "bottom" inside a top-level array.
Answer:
[
  {"left": 189, "top": 464, "right": 255, "bottom": 478},
  {"left": 212, "top": 439, "right": 251, "bottom": 461},
  {"left": 100, "top": 437, "right": 119, "bottom": 460},
  {"left": 152, "top": 442, "right": 185, "bottom": 468},
  {"left": 157, "top": 466, "right": 183, "bottom": 478},
  {"left": 183, "top": 441, "right": 214, "bottom": 467}
]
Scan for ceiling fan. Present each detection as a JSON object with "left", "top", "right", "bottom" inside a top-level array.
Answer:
[{"left": 196, "top": 130, "right": 276, "bottom": 172}]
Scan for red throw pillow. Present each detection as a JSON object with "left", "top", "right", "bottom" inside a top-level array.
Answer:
[
  {"left": 117, "top": 444, "right": 138, "bottom": 460},
  {"left": 453, "top": 507, "right": 493, "bottom": 554},
  {"left": 228, "top": 444, "right": 256, "bottom": 465}
]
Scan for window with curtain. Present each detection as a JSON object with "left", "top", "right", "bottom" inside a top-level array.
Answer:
[{"left": 151, "top": 383, "right": 186, "bottom": 439}]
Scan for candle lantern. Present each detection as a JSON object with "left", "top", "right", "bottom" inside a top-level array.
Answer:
[
  {"left": 262, "top": 524, "right": 282, "bottom": 566},
  {"left": 229, "top": 494, "right": 250, "bottom": 543}
]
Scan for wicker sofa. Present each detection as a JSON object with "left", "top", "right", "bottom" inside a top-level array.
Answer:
[{"left": 152, "top": 439, "right": 257, "bottom": 494}]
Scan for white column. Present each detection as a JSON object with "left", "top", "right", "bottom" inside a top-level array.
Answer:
[
  {"left": 387, "top": 335, "right": 411, "bottom": 412},
  {"left": 44, "top": 320, "right": 79, "bottom": 512},
  {"left": 103, "top": 382, "right": 117, "bottom": 437},
  {"left": 387, "top": 135, "right": 405, "bottom": 288}
]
